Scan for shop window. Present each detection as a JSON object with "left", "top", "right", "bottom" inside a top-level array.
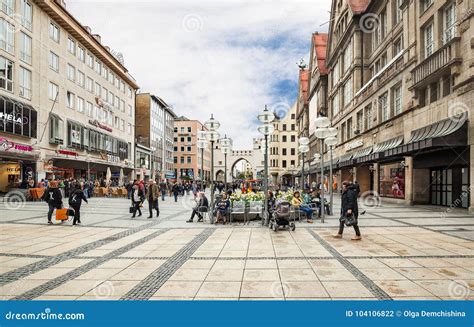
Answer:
[
  {"left": 0, "top": 56, "right": 13, "bottom": 92},
  {"left": 49, "top": 114, "right": 64, "bottom": 144},
  {"left": 67, "top": 121, "right": 82, "bottom": 148},
  {"left": 379, "top": 162, "right": 405, "bottom": 198}
]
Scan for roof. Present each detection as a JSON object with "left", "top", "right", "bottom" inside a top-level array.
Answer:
[
  {"left": 312, "top": 33, "right": 328, "bottom": 75},
  {"left": 347, "top": 0, "right": 370, "bottom": 14},
  {"left": 299, "top": 69, "right": 310, "bottom": 102}
]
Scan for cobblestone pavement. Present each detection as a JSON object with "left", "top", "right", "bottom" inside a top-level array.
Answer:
[{"left": 0, "top": 193, "right": 472, "bottom": 300}]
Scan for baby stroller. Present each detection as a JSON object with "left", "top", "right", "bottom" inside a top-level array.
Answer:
[{"left": 269, "top": 201, "right": 295, "bottom": 232}]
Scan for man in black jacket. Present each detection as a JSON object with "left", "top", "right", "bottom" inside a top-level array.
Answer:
[
  {"left": 69, "top": 184, "right": 88, "bottom": 225},
  {"left": 187, "top": 192, "right": 209, "bottom": 223},
  {"left": 42, "top": 180, "right": 63, "bottom": 225},
  {"left": 334, "top": 181, "right": 361, "bottom": 240}
]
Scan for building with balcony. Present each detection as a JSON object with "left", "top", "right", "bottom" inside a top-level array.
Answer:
[
  {"left": 0, "top": 0, "right": 139, "bottom": 191},
  {"left": 173, "top": 117, "right": 210, "bottom": 182},
  {"left": 321, "top": 0, "right": 472, "bottom": 210},
  {"left": 135, "top": 93, "right": 176, "bottom": 181}
]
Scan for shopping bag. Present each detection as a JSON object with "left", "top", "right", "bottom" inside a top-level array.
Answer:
[
  {"left": 129, "top": 206, "right": 134, "bottom": 213},
  {"left": 56, "top": 208, "right": 68, "bottom": 221},
  {"left": 67, "top": 208, "right": 75, "bottom": 216},
  {"left": 339, "top": 213, "right": 357, "bottom": 227}
]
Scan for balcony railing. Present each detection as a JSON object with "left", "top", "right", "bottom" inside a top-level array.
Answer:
[{"left": 411, "top": 37, "right": 461, "bottom": 87}]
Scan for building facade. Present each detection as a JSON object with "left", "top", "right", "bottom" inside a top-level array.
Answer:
[
  {"left": 173, "top": 117, "right": 210, "bottom": 182},
  {"left": 269, "top": 102, "right": 299, "bottom": 187},
  {"left": 0, "top": 0, "right": 138, "bottom": 192},
  {"left": 322, "top": 0, "right": 472, "bottom": 210},
  {"left": 135, "top": 93, "right": 176, "bottom": 181}
]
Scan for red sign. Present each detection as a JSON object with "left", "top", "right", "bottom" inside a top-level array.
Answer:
[
  {"left": 89, "top": 119, "right": 113, "bottom": 132},
  {"left": 57, "top": 149, "right": 78, "bottom": 156},
  {"left": 0, "top": 137, "right": 33, "bottom": 152}
]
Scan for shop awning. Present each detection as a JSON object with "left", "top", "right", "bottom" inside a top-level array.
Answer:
[
  {"left": 357, "top": 136, "right": 404, "bottom": 163},
  {"left": 387, "top": 112, "right": 468, "bottom": 156},
  {"left": 352, "top": 147, "right": 373, "bottom": 159},
  {"left": 338, "top": 153, "right": 354, "bottom": 167}
]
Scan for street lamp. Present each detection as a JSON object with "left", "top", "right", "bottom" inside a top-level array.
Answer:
[
  {"left": 204, "top": 115, "right": 220, "bottom": 224},
  {"left": 258, "top": 105, "right": 275, "bottom": 226},
  {"left": 314, "top": 116, "right": 333, "bottom": 223},
  {"left": 299, "top": 137, "right": 309, "bottom": 189},
  {"left": 220, "top": 135, "right": 232, "bottom": 188},
  {"left": 197, "top": 129, "right": 208, "bottom": 192},
  {"left": 324, "top": 131, "right": 338, "bottom": 217}
]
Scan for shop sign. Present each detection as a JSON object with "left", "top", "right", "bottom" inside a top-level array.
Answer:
[
  {"left": 107, "top": 154, "right": 120, "bottom": 163},
  {"left": 95, "top": 97, "right": 113, "bottom": 111},
  {"left": 345, "top": 140, "right": 363, "bottom": 151},
  {"left": 56, "top": 149, "right": 78, "bottom": 156},
  {"left": 89, "top": 119, "right": 113, "bottom": 132},
  {"left": 0, "top": 112, "right": 26, "bottom": 125},
  {"left": 0, "top": 137, "right": 33, "bottom": 152}
]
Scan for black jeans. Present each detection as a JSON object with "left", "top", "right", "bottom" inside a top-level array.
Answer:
[
  {"left": 132, "top": 202, "right": 142, "bottom": 217},
  {"left": 47, "top": 203, "right": 55, "bottom": 222},
  {"left": 190, "top": 208, "right": 203, "bottom": 220},
  {"left": 338, "top": 220, "right": 361, "bottom": 236},
  {"left": 71, "top": 204, "right": 81, "bottom": 224},
  {"left": 148, "top": 199, "right": 159, "bottom": 217}
]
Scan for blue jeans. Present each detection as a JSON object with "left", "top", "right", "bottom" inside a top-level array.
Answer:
[
  {"left": 298, "top": 205, "right": 313, "bottom": 218},
  {"left": 161, "top": 193, "right": 165, "bottom": 201}
]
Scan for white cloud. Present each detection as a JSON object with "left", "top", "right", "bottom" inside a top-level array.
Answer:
[{"left": 67, "top": 0, "right": 330, "bottom": 148}]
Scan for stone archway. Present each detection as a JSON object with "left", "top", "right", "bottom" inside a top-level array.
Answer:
[
  {"left": 215, "top": 169, "right": 225, "bottom": 182},
  {"left": 231, "top": 158, "right": 253, "bottom": 179}
]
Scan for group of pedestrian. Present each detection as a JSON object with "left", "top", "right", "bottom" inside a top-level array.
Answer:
[{"left": 129, "top": 180, "right": 161, "bottom": 218}]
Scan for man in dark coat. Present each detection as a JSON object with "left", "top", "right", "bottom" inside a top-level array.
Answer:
[
  {"left": 334, "top": 181, "right": 361, "bottom": 240},
  {"left": 68, "top": 183, "right": 88, "bottom": 225},
  {"left": 146, "top": 180, "right": 160, "bottom": 219},
  {"left": 42, "top": 180, "right": 63, "bottom": 224},
  {"left": 186, "top": 192, "right": 209, "bottom": 223}
]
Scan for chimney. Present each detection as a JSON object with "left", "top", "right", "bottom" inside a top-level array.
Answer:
[{"left": 92, "top": 34, "right": 101, "bottom": 43}]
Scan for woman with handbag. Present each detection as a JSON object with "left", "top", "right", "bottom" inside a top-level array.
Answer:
[
  {"left": 42, "top": 180, "right": 63, "bottom": 225},
  {"left": 69, "top": 183, "right": 88, "bottom": 225},
  {"left": 131, "top": 184, "right": 144, "bottom": 218},
  {"left": 334, "top": 181, "right": 361, "bottom": 240}
]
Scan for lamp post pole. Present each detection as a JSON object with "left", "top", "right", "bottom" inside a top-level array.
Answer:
[
  {"left": 210, "top": 139, "right": 215, "bottom": 223},
  {"left": 301, "top": 153, "right": 305, "bottom": 189},
  {"left": 224, "top": 152, "right": 227, "bottom": 187},
  {"left": 204, "top": 114, "right": 220, "bottom": 224},
  {"left": 263, "top": 133, "right": 269, "bottom": 225},
  {"left": 329, "top": 146, "right": 333, "bottom": 215},
  {"left": 200, "top": 147, "right": 204, "bottom": 191},
  {"left": 320, "top": 139, "right": 325, "bottom": 223}
]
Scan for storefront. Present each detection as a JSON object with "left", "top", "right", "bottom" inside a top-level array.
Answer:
[{"left": 0, "top": 95, "right": 38, "bottom": 192}]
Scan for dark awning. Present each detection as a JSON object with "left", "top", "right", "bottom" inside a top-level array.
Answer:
[
  {"left": 338, "top": 153, "right": 354, "bottom": 167},
  {"left": 387, "top": 112, "right": 468, "bottom": 156},
  {"left": 357, "top": 136, "right": 404, "bottom": 163},
  {"left": 353, "top": 147, "right": 373, "bottom": 159}
]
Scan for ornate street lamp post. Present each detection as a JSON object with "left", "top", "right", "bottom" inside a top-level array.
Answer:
[
  {"left": 220, "top": 135, "right": 232, "bottom": 189},
  {"left": 314, "top": 116, "right": 332, "bottom": 223},
  {"left": 324, "top": 130, "right": 338, "bottom": 217},
  {"left": 205, "top": 115, "right": 220, "bottom": 224},
  {"left": 197, "top": 129, "right": 208, "bottom": 192},
  {"left": 299, "top": 137, "right": 310, "bottom": 189},
  {"left": 258, "top": 105, "right": 275, "bottom": 226}
]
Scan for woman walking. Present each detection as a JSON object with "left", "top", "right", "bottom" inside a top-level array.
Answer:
[
  {"left": 334, "top": 181, "right": 361, "bottom": 240},
  {"left": 42, "top": 181, "right": 63, "bottom": 225},
  {"left": 68, "top": 183, "right": 88, "bottom": 225},
  {"left": 131, "top": 184, "right": 144, "bottom": 218}
]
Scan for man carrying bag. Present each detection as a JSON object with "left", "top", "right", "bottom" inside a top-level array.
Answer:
[
  {"left": 69, "top": 183, "right": 88, "bottom": 226},
  {"left": 334, "top": 181, "right": 361, "bottom": 241}
]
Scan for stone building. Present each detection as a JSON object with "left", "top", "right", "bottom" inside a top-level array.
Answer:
[
  {"left": 135, "top": 93, "right": 176, "bottom": 181},
  {"left": 322, "top": 0, "right": 472, "bottom": 210},
  {"left": 0, "top": 0, "right": 139, "bottom": 191},
  {"left": 173, "top": 116, "right": 210, "bottom": 183},
  {"left": 269, "top": 102, "right": 299, "bottom": 187}
]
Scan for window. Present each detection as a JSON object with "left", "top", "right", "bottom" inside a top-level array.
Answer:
[
  {"left": 76, "top": 97, "right": 84, "bottom": 113},
  {"left": 67, "top": 37, "right": 76, "bottom": 55},
  {"left": 356, "top": 111, "right": 363, "bottom": 132},
  {"left": 86, "top": 77, "right": 93, "bottom": 92},
  {"left": 102, "top": 67, "right": 108, "bottom": 80},
  {"left": 86, "top": 53, "right": 93, "bottom": 68},
  {"left": 48, "top": 82, "right": 58, "bottom": 100},
  {"left": 127, "top": 87, "right": 132, "bottom": 98},
  {"left": 67, "top": 64, "right": 75, "bottom": 82},
  {"left": 333, "top": 61, "right": 339, "bottom": 86},
  {"left": 66, "top": 91, "right": 75, "bottom": 109},
  {"left": 86, "top": 101, "right": 93, "bottom": 117},
  {"left": 173, "top": 157, "right": 178, "bottom": 164},
  {"left": 95, "top": 82, "right": 101, "bottom": 97},
  {"left": 291, "top": 135, "right": 296, "bottom": 142},
  {"left": 0, "top": 18, "right": 15, "bottom": 53},
  {"left": 343, "top": 42, "right": 352, "bottom": 73},
  {"left": 115, "top": 96, "right": 119, "bottom": 109},
  {"left": 128, "top": 105, "right": 133, "bottom": 117},
  {"left": 291, "top": 124, "right": 295, "bottom": 131},
  {"left": 77, "top": 46, "right": 85, "bottom": 62},
  {"left": 291, "top": 148, "right": 295, "bottom": 156},
  {"left": 392, "top": 84, "right": 402, "bottom": 115},
  {"left": 424, "top": 22, "right": 434, "bottom": 58},
  {"left": 114, "top": 116, "right": 119, "bottom": 128},
  {"left": 180, "top": 157, "right": 185, "bottom": 164},
  {"left": 347, "top": 118, "right": 353, "bottom": 139},
  {"left": 18, "top": 67, "right": 31, "bottom": 99},
  {"left": 282, "top": 160, "right": 287, "bottom": 168},
  {"left": 49, "top": 52, "right": 59, "bottom": 72},
  {"left": 343, "top": 77, "right": 352, "bottom": 107},
  {"left": 20, "top": 33, "right": 31, "bottom": 64},
  {"left": 393, "top": 37, "right": 403, "bottom": 56},
  {"left": 341, "top": 122, "right": 346, "bottom": 142},
  {"left": 187, "top": 127, "right": 192, "bottom": 132},
  {"left": 332, "top": 93, "right": 340, "bottom": 116},
  {"left": 120, "top": 119, "right": 125, "bottom": 131},
  {"left": 21, "top": 0, "right": 32, "bottom": 31},
  {"left": 282, "top": 124, "right": 287, "bottom": 131},
  {"left": 282, "top": 135, "right": 287, "bottom": 142},
  {"left": 49, "top": 114, "right": 64, "bottom": 144},
  {"left": 121, "top": 99, "right": 125, "bottom": 112},
  {"left": 109, "top": 72, "right": 115, "bottom": 85},
  {"left": 187, "top": 157, "right": 192, "bottom": 164},
  {"left": 95, "top": 59, "right": 102, "bottom": 74},
  {"left": 422, "top": 0, "right": 433, "bottom": 12},
  {"left": 77, "top": 70, "right": 85, "bottom": 88},
  {"left": 102, "top": 87, "right": 108, "bottom": 101},
  {"left": 0, "top": 56, "right": 13, "bottom": 92},
  {"left": 128, "top": 123, "right": 132, "bottom": 135},
  {"left": 67, "top": 121, "right": 82, "bottom": 148},
  {"left": 365, "top": 105, "right": 373, "bottom": 130},
  {"left": 379, "top": 92, "right": 389, "bottom": 122},
  {"left": 394, "top": 0, "right": 402, "bottom": 25},
  {"left": 379, "top": 163, "right": 405, "bottom": 198},
  {"left": 282, "top": 148, "right": 287, "bottom": 156},
  {"left": 443, "top": 2, "right": 456, "bottom": 44},
  {"left": 49, "top": 22, "right": 60, "bottom": 42},
  {"left": 187, "top": 136, "right": 191, "bottom": 142},
  {"left": 1, "top": 0, "right": 14, "bottom": 16}
]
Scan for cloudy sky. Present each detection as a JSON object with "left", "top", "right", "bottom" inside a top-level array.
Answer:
[{"left": 68, "top": 0, "right": 330, "bottom": 149}]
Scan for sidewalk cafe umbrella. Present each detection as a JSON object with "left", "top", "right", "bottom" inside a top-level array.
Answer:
[
  {"left": 118, "top": 168, "right": 124, "bottom": 186},
  {"left": 106, "top": 167, "right": 112, "bottom": 184}
]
